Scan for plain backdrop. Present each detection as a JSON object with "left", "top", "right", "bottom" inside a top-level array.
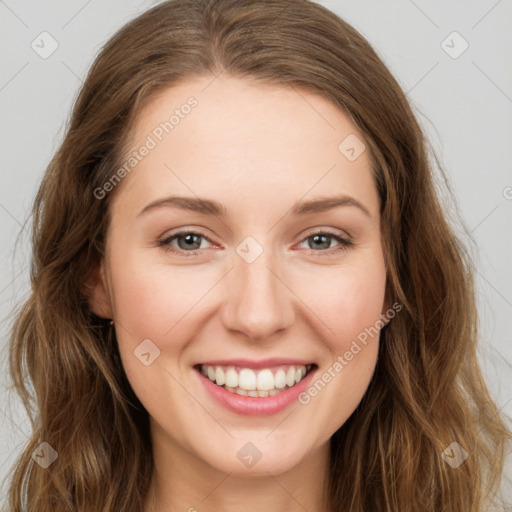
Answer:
[{"left": 1, "top": 0, "right": 511, "bottom": 507}]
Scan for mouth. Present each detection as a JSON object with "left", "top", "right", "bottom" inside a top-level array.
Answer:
[{"left": 193, "top": 362, "right": 318, "bottom": 398}]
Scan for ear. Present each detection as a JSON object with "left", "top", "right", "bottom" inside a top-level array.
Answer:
[{"left": 85, "top": 260, "right": 113, "bottom": 319}]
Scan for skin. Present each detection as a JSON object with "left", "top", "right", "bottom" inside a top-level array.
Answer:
[{"left": 88, "top": 75, "right": 388, "bottom": 512}]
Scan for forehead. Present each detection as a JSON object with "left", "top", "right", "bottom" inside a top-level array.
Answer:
[{"left": 113, "top": 75, "right": 379, "bottom": 219}]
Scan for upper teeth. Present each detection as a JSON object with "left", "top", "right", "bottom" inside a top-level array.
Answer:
[{"left": 200, "top": 364, "right": 311, "bottom": 392}]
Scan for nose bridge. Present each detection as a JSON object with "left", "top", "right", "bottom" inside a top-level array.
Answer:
[{"left": 222, "top": 238, "right": 294, "bottom": 340}]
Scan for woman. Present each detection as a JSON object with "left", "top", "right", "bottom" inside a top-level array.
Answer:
[{"left": 7, "top": 0, "right": 510, "bottom": 510}]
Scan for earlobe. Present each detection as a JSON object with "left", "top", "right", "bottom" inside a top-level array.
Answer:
[{"left": 85, "top": 261, "right": 113, "bottom": 319}]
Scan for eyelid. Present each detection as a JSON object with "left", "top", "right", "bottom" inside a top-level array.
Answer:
[
  {"left": 299, "top": 226, "right": 353, "bottom": 241},
  {"left": 159, "top": 225, "right": 352, "bottom": 243}
]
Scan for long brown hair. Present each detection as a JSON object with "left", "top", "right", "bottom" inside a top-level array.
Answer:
[{"left": 7, "top": 0, "right": 510, "bottom": 510}]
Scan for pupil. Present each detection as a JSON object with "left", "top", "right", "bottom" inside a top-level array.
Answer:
[
  {"left": 179, "top": 234, "right": 200, "bottom": 250},
  {"left": 311, "top": 234, "right": 330, "bottom": 250}
]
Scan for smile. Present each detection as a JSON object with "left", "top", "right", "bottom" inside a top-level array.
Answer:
[{"left": 198, "top": 363, "right": 314, "bottom": 397}]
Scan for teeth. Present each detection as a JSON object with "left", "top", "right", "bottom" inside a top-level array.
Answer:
[
  {"left": 225, "top": 368, "right": 238, "bottom": 388},
  {"left": 200, "top": 363, "right": 312, "bottom": 394},
  {"left": 286, "top": 367, "right": 296, "bottom": 387},
  {"left": 239, "top": 368, "right": 257, "bottom": 390},
  {"left": 215, "top": 367, "right": 225, "bottom": 386},
  {"left": 274, "top": 369, "right": 287, "bottom": 389},
  {"left": 256, "top": 369, "right": 274, "bottom": 391}
]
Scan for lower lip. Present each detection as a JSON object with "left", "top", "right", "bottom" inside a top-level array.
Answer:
[{"left": 196, "top": 367, "right": 317, "bottom": 416}]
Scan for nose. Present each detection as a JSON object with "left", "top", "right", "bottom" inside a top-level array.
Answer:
[{"left": 221, "top": 245, "right": 295, "bottom": 341}]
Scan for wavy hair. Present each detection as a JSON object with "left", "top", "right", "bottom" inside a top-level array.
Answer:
[{"left": 6, "top": 0, "right": 511, "bottom": 510}]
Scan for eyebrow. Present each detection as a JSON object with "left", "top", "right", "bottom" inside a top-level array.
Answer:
[{"left": 137, "top": 194, "right": 371, "bottom": 218}]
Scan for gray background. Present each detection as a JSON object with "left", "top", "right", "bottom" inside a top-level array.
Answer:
[{"left": 1, "top": 0, "right": 511, "bottom": 507}]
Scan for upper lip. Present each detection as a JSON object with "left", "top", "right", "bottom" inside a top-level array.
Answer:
[{"left": 195, "top": 358, "right": 316, "bottom": 369}]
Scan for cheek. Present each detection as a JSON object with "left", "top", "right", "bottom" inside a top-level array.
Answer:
[
  {"left": 296, "top": 252, "right": 387, "bottom": 353},
  {"left": 107, "top": 251, "right": 212, "bottom": 422},
  {"left": 292, "top": 259, "right": 386, "bottom": 433},
  {"left": 108, "top": 249, "right": 221, "bottom": 352}
]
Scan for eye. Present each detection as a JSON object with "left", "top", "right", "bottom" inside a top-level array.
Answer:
[
  {"left": 159, "top": 231, "right": 214, "bottom": 256},
  {"left": 297, "top": 230, "right": 353, "bottom": 256},
  {"left": 158, "top": 229, "right": 353, "bottom": 257}
]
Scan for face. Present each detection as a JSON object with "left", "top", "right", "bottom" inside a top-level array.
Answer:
[{"left": 90, "top": 75, "right": 387, "bottom": 476}]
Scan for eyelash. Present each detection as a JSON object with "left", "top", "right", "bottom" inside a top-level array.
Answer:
[{"left": 158, "top": 229, "right": 353, "bottom": 257}]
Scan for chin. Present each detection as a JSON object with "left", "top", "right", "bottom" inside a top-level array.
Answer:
[{"left": 195, "top": 435, "right": 317, "bottom": 477}]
